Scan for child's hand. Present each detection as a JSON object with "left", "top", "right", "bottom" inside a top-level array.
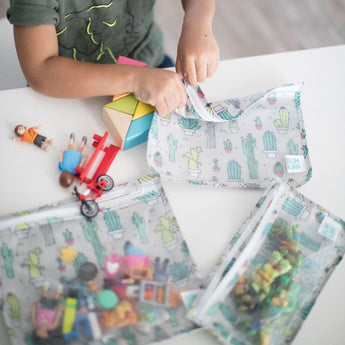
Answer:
[
  {"left": 132, "top": 68, "right": 187, "bottom": 116},
  {"left": 176, "top": 18, "right": 219, "bottom": 86}
]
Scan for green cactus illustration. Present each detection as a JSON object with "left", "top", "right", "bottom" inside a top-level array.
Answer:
[
  {"left": 287, "top": 139, "right": 298, "bottom": 155},
  {"left": 167, "top": 133, "right": 177, "bottom": 162},
  {"left": 63, "top": 229, "right": 74, "bottom": 245},
  {"left": 274, "top": 107, "right": 289, "bottom": 129},
  {"left": 178, "top": 118, "right": 201, "bottom": 131},
  {"left": 223, "top": 138, "right": 232, "bottom": 152},
  {"left": 169, "top": 261, "right": 190, "bottom": 282},
  {"left": 254, "top": 116, "right": 262, "bottom": 129},
  {"left": 242, "top": 134, "right": 259, "bottom": 179},
  {"left": 295, "top": 91, "right": 301, "bottom": 107},
  {"left": 150, "top": 113, "right": 158, "bottom": 139},
  {"left": 205, "top": 122, "right": 216, "bottom": 148},
  {"left": 1, "top": 242, "right": 14, "bottom": 279},
  {"left": 155, "top": 214, "right": 175, "bottom": 244},
  {"left": 21, "top": 247, "right": 44, "bottom": 279},
  {"left": 302, "top": 144, "right": 309, "bottom": 158},
  {"left": 186, "top": 147, "right": 202, "bottom": 170},
  {"left": 153, "top": 151, "right": 163, "bottom": 166},
  {"left": 82, "top": 220, "right": 106, "bottom": 268},
  {"left": 229, "top": 120, "right": 239, "bottom": 132},
  {"left": 263, "top": 131, "right": 277, "bottom": 152},
  {"left": 227, "top": 160, "right": 241, "bottom": 180},
  {"left": 181, "top": 241, "right": 190, "bottom": 257},
  {"left": 282, "top": 197, "right": 304, "bottom": 217},
  {"left": 132, "top": 212, "right": 148, "bottom": 244},
  {"left": 7, "top": 293, "right": 21, "bottom": 321},
  {"left": 103, "top": 209, "right": 124, "bottom": 239},
  {"left": 167, "top": 308, "right": 179, "bottom": 327},
  {"left": 306, "top": 167, "right": 312, "bottom": 181},
  {"left": 14, "top": 218, "right": 31, "bottom": 239},
  {"left": 267, "top": 91, "right": 277, "bottom": 105}
]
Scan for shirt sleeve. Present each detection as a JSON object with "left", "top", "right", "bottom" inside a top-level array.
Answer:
[{"left": 7, "top": 0, "right": 60, "bottom": 26}]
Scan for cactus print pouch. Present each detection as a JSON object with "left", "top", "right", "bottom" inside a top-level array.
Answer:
[
  {"left": 146, "top": 83, "right": 312, "bottom": 188},
  {"left": 0, "top": 175, "right": 201, "bottom": 345},
  {"left": 188, "top": 178, "right": 345, "bottom": 345}
]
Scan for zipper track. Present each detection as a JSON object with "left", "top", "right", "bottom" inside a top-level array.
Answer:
[{"left": 0, "top": 180, "right": 159, "bottom": 231}]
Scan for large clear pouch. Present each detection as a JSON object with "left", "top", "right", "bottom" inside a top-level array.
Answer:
[
  {"left": 188, "top": 178, "right": 345, "bottom": 345},
  {"left": 0, "top": 175, "right": 201, "bottom": 345}
]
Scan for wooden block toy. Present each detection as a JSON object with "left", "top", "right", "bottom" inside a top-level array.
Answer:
[{"left": 102, "top": 56, "right": 155, "bottom": 150}]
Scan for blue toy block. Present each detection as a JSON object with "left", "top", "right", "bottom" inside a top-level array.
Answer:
[{"left": 123, "top": 112, "right": 154, "bottom": 150}]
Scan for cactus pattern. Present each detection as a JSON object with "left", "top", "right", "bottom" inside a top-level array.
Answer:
[
  {"left": 167, "top": 133, "right": 177, "bottom": 162},
  {"left": 223, "top": 139, "right": 232, "bottom": 151},
  {"left": 1, "top": 242, "right": 14, "bottom": 279},
  {"left": 155, "top": 214, "right": 175, "bottom": 244},
  {"left": 178, "top": 118, "right": 201, "bottom": 131},
  {"left": 227, "top": 160, "right": 241, "bottom": 180},
  {"left": 205, "top": 122, "right": 216, "bottom": 148},
  {"left": 263, "top": 131, "right": 277, "bottom": 151},
  {"left": 242, "top": 134, "right": 259, "bottom": 179},
  {"left": 186, "top": 147, "right": 202, "bottom": 170},
  {"left": 229, "top": 120, "right": 239, "bottom": 131},
  {"left": 121, "top": 326, "right": 137, "bottom": 345},
  {"left": 103, "top": 209, "right": 124, "bottom": 238},
  {"left": 287, "top": 139, "right": 298, "bottom": 155},
  {"left": 21, "top": 247, "right": 44, "bottom": 279},
  {"left": 7, "top": 293, "right": 21, "bottom": 320},
  {"left": 82, "top": 220, "right": 106, "bottom": 268},
  {"left": 169, "top": 261, "right": 190, "bottom": 282},
  {"left": 181, "top": 240, "right": 190, "bottom": 257},
  {"left": 150, "top": 114, "right": 158, "bottom": 139},
  {"left": 63, "top": 229, "right": 74, "bottom": 245},
  {"left": 302, "top": 144, "right": 308, "bottom": 158},
  {"left": 295, "top": 91, "right": 301, "bottom": 107},
  {"left": 274, "top": 107, "right": 289, "bottom": 128},
  {"left": 132, "top": 212, "right": 148, "bottom": 244},
  {"left": 39, "top": 223, "right": 56, "bottom": 246},
  {"left": 167, "top": 308, "right": 179, "bottom": 327},
  {"left": 282, "top": 197, "right": 304, "bottom": 217}
]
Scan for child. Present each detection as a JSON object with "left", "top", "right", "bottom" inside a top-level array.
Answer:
[{"left": 7, "top": 0, "right": 219, "bottom": 116}]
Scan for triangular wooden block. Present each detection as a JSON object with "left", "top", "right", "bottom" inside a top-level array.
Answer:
[
  {"left": 105, "top": 94, "right": 138, "bottom": 115},
  {"left": 112, "top": 92, "right": 131, "bottom": 102},
  {"left": 102, "top": 107, "right": 133, "bottom": 149},
  {"left": 133, "top": 101, "right": 155, "bottom": 120}
]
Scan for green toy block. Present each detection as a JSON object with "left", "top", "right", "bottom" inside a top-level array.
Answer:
[{"left": 105, "top": 94, "right": 139, "bottom": 115}]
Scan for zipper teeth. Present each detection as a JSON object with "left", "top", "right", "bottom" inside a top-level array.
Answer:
[
  {"left": 0, "top": 180, "right": 158, "bottom": 230},
  {"left": 186, "top": 84, "right": 222, "bottom": 122},
  {"left": 194, "top": 184, "right": 285, "bottom": 322},
  {"left": 192, "top": 186, "right": 277, "bottom": 312}
]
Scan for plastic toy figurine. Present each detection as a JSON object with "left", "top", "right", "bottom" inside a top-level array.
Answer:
[
  {"left": 72, "top": 131, "right": 120, "bottom": 218},
  {"left": 31, "top": 281, "right": 64, "bottom": 339},
  {"left": 59, "top": 133, "right": 87, "bottom": 188},
  {"left": 12, "top": 124, "right": 53, "bottom": 151}
]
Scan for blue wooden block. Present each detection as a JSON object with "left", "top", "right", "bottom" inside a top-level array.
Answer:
[{"left": 123, "top": 112, "right": 154, "bottom": 150}]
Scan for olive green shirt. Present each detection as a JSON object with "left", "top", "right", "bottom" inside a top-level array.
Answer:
[{"left": 7, "top": 0, "right": 164, "bottom": 66}]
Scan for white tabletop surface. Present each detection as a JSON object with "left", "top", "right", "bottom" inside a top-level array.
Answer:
[{"left": 1, "top": 45, "right": 345, "bottom": 345}]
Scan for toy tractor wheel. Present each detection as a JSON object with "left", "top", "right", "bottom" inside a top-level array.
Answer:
[
  {"left": 96, "top": 174, "right": 114, "bottom": 192},
  {"left": 81, "top": 200, "right": 99, "bottom": 218}
]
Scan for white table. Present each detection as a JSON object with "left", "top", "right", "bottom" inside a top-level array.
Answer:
[{"left": 1, "top": 45, "right": 345, "bottom": 345}]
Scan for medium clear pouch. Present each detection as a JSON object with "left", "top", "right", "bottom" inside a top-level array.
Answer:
[
  {"left": 146, "top": 83, "right": 312, "bottom": 188},
  {"left": 188, "top": 178, "right": 344, "bottom": 345},
  {"left": 0, "top": 175, "right": 201, "bottom": 345}
]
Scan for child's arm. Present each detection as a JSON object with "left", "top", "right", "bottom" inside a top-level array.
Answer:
[
  {"left": 13, "top": 25, "right": 187, "bottom": 116},
  {"left": 176, "top": 0, "right": 219, "bottom": 86}
]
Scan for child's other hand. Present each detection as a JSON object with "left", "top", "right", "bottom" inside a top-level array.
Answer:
[
  {"left": 176, "top": 19, "right": 219, "bottom": 87},
  {"left": 132, "top": 68, "right": 187, "bottom": 116}
]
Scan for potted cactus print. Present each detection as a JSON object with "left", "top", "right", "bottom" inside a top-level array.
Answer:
[
  {"left": 63, "top": 229, "right": 74, "bottom": 245},
  {"left": 273, "top": 161, "right": 284, "bottom": 177},
  {"left": 103, "top": 209, "right": 124, "bottom": 239},
  {"left": 159, "top": 112, "right": 171, "bottom": 126},
  {"left": 154, "top": 152, "right": 163, "bottom": 167},
  {"left": 229, "top": 120, "right": 239, "bottom": 133},
  {"left": 186, "top": 147, "right": 202, "bottom": 178},
  {"left": 263, "top": 131, "right": 278, "bottom": 158},
  {"left": 267, "top": 91, "right": 277, "bottom": 105},
  {"left": 178, "top": 118, "right": 201, "bottom": 135},
  {"left": 274, "top": 107, "right": 289, "bottom": 134},
  {"left": 223, "top": 139, "right": 232, "bottom": 153},
  {"left": 254, "top": 117, "right": 262, "bottom": 130}
]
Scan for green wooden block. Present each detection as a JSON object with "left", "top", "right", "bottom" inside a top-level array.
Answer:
[{"left": 105, "top": 94, "right": 139, "bottom": 115}]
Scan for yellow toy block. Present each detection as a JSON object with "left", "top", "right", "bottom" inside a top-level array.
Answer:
[
  {"left": 102, "top": 107, "right": 133, "bottom": 150},
  {"left": 62, "top": 297, "right": 77, "bottom": 334},
  {"left": 133, "top": 101, "right": 155, "bottom": 120}
]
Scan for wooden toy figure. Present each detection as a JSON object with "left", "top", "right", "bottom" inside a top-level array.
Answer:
[
  {"left": 31, "top": 281, "right": 64, "bottom": 339},
  {"left": 12, "top": 124, "right": 53, "bottom": 151}
]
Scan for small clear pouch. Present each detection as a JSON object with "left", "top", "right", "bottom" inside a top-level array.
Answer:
[
  {"left": 146, "top": 83, "right": 312, "bottom": 188},
  {"left": 188, "top": 178, "right": 345, "bottom": 345},
  {"left": 0, "top": 175, "right": 201, "bottom": 345}
]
